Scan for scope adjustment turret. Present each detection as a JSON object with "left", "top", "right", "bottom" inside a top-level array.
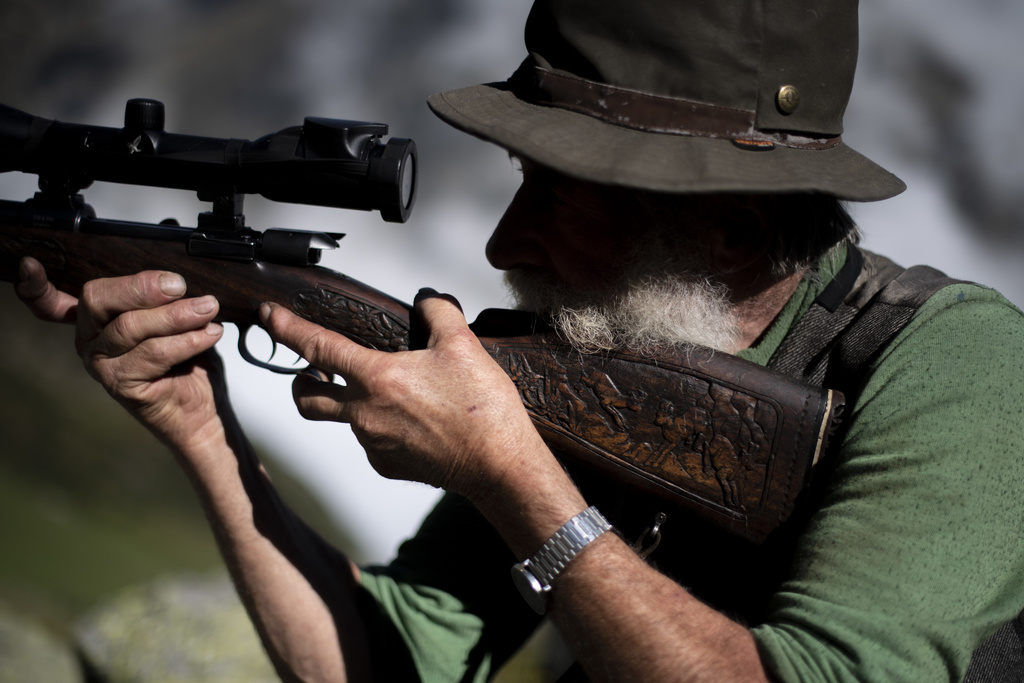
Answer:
[{"left": 125, "top": 99, "right": 165, "bottom": 132}]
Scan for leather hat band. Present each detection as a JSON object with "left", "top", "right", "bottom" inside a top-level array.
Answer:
[{"left": 511, "top": 62, "right": 841, "bottom": 151}]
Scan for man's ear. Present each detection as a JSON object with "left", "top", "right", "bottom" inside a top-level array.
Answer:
[{"left": 706, "top": 197, "right": 776, "bottom": 274}]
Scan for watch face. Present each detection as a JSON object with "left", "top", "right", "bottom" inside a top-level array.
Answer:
[{"left": 511, "top": 563, "right": 548, "bottom": 615}]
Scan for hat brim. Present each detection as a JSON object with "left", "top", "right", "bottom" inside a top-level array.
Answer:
[{"left": 428, "top": 83, "right": 905, "bottom": 202}]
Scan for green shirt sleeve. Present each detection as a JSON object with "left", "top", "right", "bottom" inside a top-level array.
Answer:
[
  {"left": 753, "top": 284, "right": 1024, "bottom": 681},
  {"left": 356, "top": 493, "right": 543, "bottom": 682}
]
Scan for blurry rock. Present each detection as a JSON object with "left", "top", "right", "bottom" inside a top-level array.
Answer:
[
  {"left": 75, "top": 572, "right": 277, "bottom": 683},
  {"left": 0, "top": 603, "right": 81, "bottom": 683}
]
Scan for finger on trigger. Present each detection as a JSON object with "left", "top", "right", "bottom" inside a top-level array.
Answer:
[{"left": 260, "top": 302, "right": 365, "bottom": 377}]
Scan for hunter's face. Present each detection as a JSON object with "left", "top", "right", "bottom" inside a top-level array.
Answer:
[
  {"left": 485, "top": 159, "right": 650, "bottom": 291},
  {"left": 488, "top": 159, "right": 741, "bottom": 354}
]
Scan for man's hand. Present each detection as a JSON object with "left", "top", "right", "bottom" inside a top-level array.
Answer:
[
  {"left": 15, "top": 256, "right": 226, "bottom": 451},
  {"left": 259, "top": 289, "right": 545, "bottom": 498}
]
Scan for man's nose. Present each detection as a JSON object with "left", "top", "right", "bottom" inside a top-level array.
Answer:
[{"left": 485, "top": 184, "right": 552, "bottom": 272}]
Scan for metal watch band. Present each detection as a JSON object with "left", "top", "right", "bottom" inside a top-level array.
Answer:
[
  {"left": 529, "top": 506, "right": 612, "bottom": 585},
  {"left": 511, "top": 506, "right": 612, "bottom": 613}
]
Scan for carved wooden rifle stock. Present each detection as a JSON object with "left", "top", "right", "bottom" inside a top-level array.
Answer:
[{"left": 0, "top": 99, "right": 843, "bottom": 544}]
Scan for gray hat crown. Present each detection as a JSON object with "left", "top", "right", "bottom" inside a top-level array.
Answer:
[{"left": 525, "top": 0, "right": 859, "bottom": 137}]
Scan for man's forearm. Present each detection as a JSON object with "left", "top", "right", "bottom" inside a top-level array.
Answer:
[
  {"left": 470, "top": 444, "right": 769, "bottom": 683},
  {"left": 174, "top": 415, "right": 372, "bottom": 683},
  {"left": 554, "top": 534, "right": 769, "bottom": 683}
]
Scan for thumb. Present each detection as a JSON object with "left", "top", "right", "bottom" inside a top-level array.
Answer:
[{"left": 413, "top": 288, "right": 471, "bottom": 348}]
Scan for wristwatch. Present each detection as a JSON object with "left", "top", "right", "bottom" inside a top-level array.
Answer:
[{"left": 510, "top": 506, "right": 612, "bottom": 614}]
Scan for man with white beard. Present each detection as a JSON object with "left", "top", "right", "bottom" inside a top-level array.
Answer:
[
  {"left": 15, "top": 0, "right": 1024, "bottom": 681},
  {"left": 496, "top": 159, "right": 855, "bottom": 357}
]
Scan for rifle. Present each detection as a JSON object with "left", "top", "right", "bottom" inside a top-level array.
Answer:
[{"left": 0, "top": 99, "right": 842, "bottom": 544}]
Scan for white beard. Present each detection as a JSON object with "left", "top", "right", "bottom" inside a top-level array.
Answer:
[{"left": 504, "top": 240, "right": 739, "bottom": 355}]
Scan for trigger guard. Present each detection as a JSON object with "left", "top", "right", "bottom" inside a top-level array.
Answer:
[{"left": 237, "top": 324, "right": 309, "bottom": 375}]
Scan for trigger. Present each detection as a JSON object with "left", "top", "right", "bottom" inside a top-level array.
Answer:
[{"left": 237, "top": 324, "right": 309, "bottom": 375}]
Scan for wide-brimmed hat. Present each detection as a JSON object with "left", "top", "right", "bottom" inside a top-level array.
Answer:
[{"left": 428, "top": 0, "right": 905, "bottom": 201}]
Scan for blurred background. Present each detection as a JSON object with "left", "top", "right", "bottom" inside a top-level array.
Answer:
[{"left": 0, "top": 0, "right": 1020, "bottom": 680}]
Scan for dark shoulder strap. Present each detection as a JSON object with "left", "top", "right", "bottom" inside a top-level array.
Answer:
[
  {"left": 767, "top": 246, "right": 960, "bottom": 398},
  {"left": 964, "top": 613, "right": 1024, "bottom": 682}
]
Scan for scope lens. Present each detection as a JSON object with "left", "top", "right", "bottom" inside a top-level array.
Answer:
[
  {"left": 373, "top": 137, "right": 417, "bottom": 222},
  {"left": 401, "top": 153, "right": 415, "bottom": 209}
]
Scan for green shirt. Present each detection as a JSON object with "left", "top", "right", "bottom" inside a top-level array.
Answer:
[{"left": 357, "top": 251, "right": 1024, "bottom": 682}]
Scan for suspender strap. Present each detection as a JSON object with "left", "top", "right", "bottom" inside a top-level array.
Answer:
[
  {"left": 768, "top": 246, "right": 962, "bottom": 399},
  {"left": 964, "top": 612, "right": 1024, "bottom": 682},
  {"left": 824, "top": 259, "right": 959, "bottom": 393}
]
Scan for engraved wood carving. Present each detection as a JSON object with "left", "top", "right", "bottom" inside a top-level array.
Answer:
[
  {"left": 292, "top": 284, "right": 411, "bottom": 352},
  {"left": 496, "top": 342, "right": 779, "bottom": 517}
]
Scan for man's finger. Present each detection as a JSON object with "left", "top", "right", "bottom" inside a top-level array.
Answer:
[
  {"left": 15, "top": 257, "right": 79, "bottom": 324},
  {"left": 87, "top": 295, "right": 221, "bottom": 360},
  {"left": 291, "top": 371, "right": 353, "bottom": 422},
  {"left": 414, "top": 288, "right": 474, "bottom": 348},
  {"left": 78, "top": 270, "right": 190, "bottom": 339},
  {"left": 299, "top": 366, "right": 335, "bottom": 383},
  {"left": 260, "top": 302, "right": 371, "bottom": 378},
  {"left": 95, "top": 322, "right": 224, "bottom": 387}
]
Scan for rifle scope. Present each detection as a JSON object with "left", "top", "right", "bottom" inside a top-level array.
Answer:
[{"left": 0, "top": 98, "right": 417, "bottom": 223}]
